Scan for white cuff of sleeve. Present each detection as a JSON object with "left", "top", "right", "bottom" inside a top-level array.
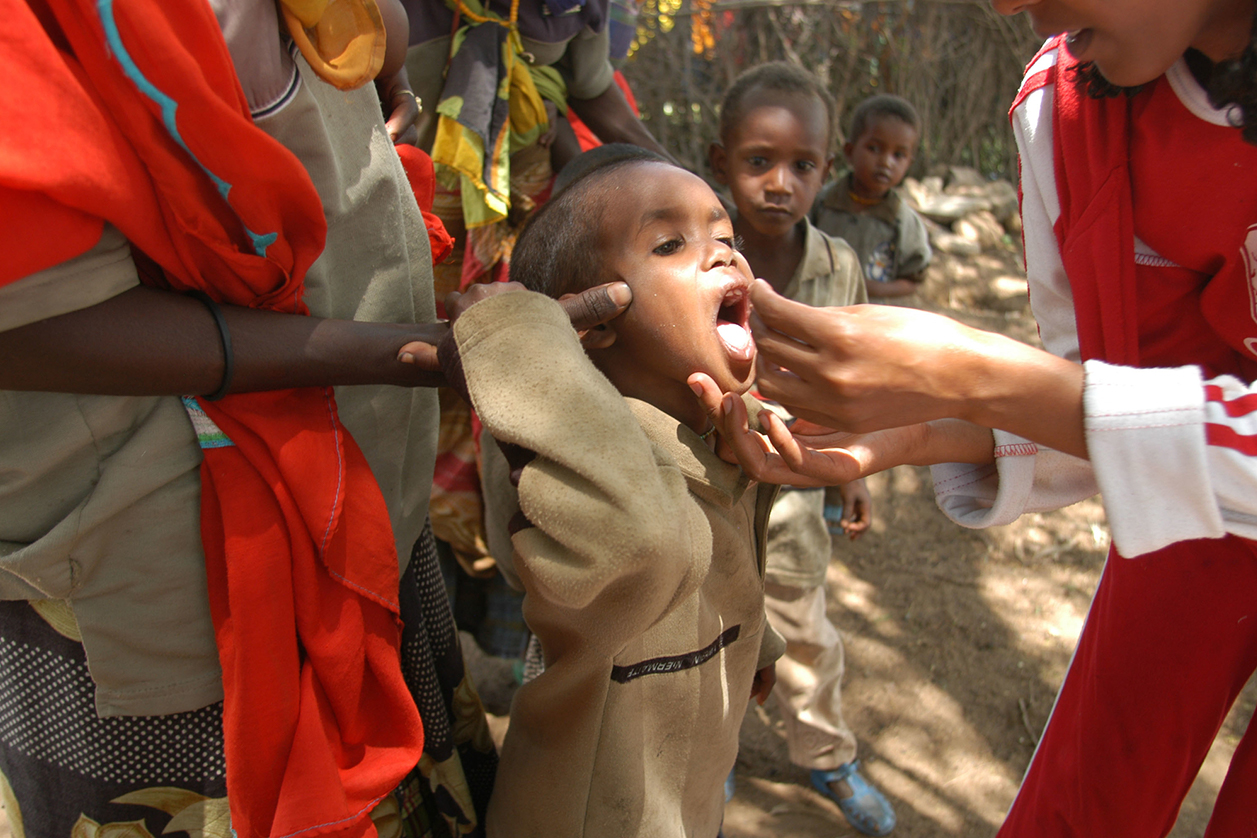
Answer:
[
  {"left": 1083, "top": 359, "right": 1224, "bottom": 557},
  {"left": 932, "top": 429, "right": 1036, "bottom": 529}
]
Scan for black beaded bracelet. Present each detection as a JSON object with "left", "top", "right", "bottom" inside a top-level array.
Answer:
[{"left": 187, "top": 290, "right": 234, "bottom": 401}]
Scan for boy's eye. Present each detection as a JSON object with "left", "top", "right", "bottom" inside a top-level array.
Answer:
[
  {"left": 653, "top": 239, "right": 682, "bottom": 256},
  {"left": 716, "top": 234, "right": 742, "bottom": 251},
  {"left": 747, "top": 156, "right": 768, "bottom": 168},
  {"left": 796, "top": 160, "right": 816, "bottom": 172}
]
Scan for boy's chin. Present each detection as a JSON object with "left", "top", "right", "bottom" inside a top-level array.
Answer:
[{"left": 711, "top": 362, "right": 756, "bottom": 396}]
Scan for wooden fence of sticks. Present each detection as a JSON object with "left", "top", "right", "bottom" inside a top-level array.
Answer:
[{"left": 622, "top": 0, "right": 1041, "bottom": 183}]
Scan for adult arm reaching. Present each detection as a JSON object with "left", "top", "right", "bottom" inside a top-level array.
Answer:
[
  {"left": 687, "top": 372, "right": 993, "bottom": 487},
  {"left": 0, "top": 277, "right": 630, "bottom": 399},
  {"left": 745, "top": 280, "right": 1088, "bottom": 459}
]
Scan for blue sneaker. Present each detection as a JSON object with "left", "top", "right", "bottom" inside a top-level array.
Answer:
[{"left": 811, "top": 761, "right": 895, "bottom": 836}]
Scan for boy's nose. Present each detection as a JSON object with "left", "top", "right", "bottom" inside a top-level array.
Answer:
[
  {"left": 708, "top": 239, "right": 736, "bottom": 268},
  {"left": 767, "top": 165, "right": 791, "bottom": 192}
]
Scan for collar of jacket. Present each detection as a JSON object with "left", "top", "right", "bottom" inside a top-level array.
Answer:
[{"left": 626, "top": 396, "right": 756, "bottom": 509}]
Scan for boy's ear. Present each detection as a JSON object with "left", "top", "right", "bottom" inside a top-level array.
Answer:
[
  {"left": 822, "top": 153, "right": 834, "bottom": 182},
  {"left": 558, "top": 291, "right": 619, "bottom": 349},
  {"left": 842, "top": 140, "right": 855, "bottom": 163},
  {"left": 579, "top": 322, "right": 618, "bottom": 350},
  {"left": 709, "top": 142, "right": 729, "bottom": 185}
]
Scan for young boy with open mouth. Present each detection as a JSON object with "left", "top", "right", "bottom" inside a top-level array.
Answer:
[{"left": 439, "top": 155, "right": 782, "bottom": 838}]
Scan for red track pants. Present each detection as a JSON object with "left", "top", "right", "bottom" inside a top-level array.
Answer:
[{"left": 998, "top": 536, "right": 1257, "bottom": 838}]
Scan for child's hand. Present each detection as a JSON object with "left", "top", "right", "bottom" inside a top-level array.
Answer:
[
  {"left": 837, "top": 479, "right": 873, "bottom": 540},
  {"left": 751, "top": 664, "right": 776, "bottom": 705}
]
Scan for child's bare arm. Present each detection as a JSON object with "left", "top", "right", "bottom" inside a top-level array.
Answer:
[{"left": 865, "top": 277, "right": 919, "bottom": 299}]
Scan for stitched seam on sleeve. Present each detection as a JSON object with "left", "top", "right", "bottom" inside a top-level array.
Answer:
[
  {"left": 1087, "top": 420, "right": 1198, "bottom": 430},
  {"left": 994, "top": 442, "right": 1038, "bottom": 458},
  {"left": 1087, "top": 406, "right": 1199, "bottom": 418},
  {"left": 933, "top": 468, "right": 996, "bottom": 492}
]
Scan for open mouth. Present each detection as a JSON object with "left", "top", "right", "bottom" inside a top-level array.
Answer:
[{"left": 715, "top": 284, "right": 754, "bottom": 361}]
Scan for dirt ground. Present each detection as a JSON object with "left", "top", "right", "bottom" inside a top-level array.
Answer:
[{"left": 466, "top": 242, "right": 1257, "bottom": 838}]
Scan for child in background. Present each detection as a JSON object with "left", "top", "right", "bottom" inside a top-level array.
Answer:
[
  {"left": 441, "top": 156, "right": 781, "bottom": 838},
  {"left": 709, "top": 62, "right": 895, "bottom": 836},
  {"left": 813, "top": 95, "right": 931, "bottom": 301}
]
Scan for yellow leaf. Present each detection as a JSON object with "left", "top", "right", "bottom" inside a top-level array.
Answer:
[
  {"left": 71, "top": 815, "right": 100, "bottom": 838},
  {"left": 30, "top": 599, "right": 81, "bottom": 642},
  {"left": 0, "top": 766, "right": 26, "bottom": 838},
  {"left": 163, "top": 798, "right": 232, "bottom": 838},
  {"left": 97, "top": 820, "right": 155, "bottom": 838},
  {"left": 111, "top": 789, "right": 209, "bottom": 818}
]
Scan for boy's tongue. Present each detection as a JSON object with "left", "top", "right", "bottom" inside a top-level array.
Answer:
[{"left": 717, "top": 321, "right": 754, "bottom": 361}]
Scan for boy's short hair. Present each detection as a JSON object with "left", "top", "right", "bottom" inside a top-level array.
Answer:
[
  {"left": 552, "top": 143, "right": 664, "bottom": 196},
  {"left": 718, "top": 61, "right": 834, "bottom": 145},
  {"left": 848, "top": 94, "right": 922, "bottom": 143},
  {"left": 513, "top": 152, "right": 672, "bottom": 299}
]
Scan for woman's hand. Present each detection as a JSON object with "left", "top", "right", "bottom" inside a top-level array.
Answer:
[
  {"left": 418, "top": 281, "right": 633, "bottom": 401},
  {"left": 748, "top": 280, "right": 1088, "bottom": 458},
  {"left": 435, "top": 280, "right": 633, "bottom": 329},
  {"left": 688, "top": 373, "right": 997, "bottom": 486},
  {"left": 687, "top": 373, "right": 929, "bottom": 486},
  {"left": 750, "top": 280, "right": 995, "bottom": 431}
]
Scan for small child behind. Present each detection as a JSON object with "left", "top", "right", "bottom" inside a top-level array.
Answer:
[
  {"left": 813, "top": 94, "right": 932, "bottom": 300},
  {"left": 442, "top": 154, "right": 782, "bottom": 837},
  {"left": 709, "top": 61, "right": 895, "bottom": 836}
]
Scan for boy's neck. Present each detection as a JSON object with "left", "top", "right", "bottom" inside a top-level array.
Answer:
[
  {"left": 733, "top": 214, "right": 806, "bottom": 296},
  {"left": 846, "top": 173, "right": 890, "bottom": 212}
]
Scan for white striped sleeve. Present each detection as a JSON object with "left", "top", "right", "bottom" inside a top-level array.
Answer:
[
  {"left": 933, "top": 45, "right": 1257, "bottom": 557},
  {"left": 1203, "top": 375, "right": 1257, "bottom": 539}
]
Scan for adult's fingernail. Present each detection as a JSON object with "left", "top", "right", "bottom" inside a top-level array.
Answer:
[
  {"left": 399, "top": 352, "right": 414, "bottom": 365},
  {"left": 608, "top": 283, "right": 632, "bottom": 307},
  {"left": 722, "top": 394, "right": 734, "bottom": 415},
  {"left": 689, "top": 380, "right": 703, "bottom": 397}
]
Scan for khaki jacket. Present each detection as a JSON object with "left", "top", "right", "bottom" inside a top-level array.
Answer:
[{"left": 455, "top": 291, "right": 781, "bottom": 838}]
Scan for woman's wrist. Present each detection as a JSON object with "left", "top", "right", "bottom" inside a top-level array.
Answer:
[
  {"left": 301, "top": 320, "right": 447, "bottom": 389},
  {"left": 960, "top": 334, "right": 1087, "bottom": 458}
]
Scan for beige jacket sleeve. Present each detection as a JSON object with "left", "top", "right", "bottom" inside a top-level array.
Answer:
[{"left": 454, "top": 291, "right": 714, "bottom": 652}]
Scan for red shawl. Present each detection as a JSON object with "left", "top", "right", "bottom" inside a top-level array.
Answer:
[{"left": 1, "top": 3, "right": 422, "bottom": 836}]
